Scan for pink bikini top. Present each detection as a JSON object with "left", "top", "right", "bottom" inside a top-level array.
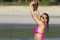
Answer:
[{"left": 34, "top": 22, "right": 46, "bottom": 34}]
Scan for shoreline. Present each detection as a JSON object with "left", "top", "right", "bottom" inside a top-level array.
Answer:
[
  {"left": 0, "top": 16, "right": 60, "bottom": 24},
  {"left": 0, "top": 15, "right": 60, "bottom": 18}
]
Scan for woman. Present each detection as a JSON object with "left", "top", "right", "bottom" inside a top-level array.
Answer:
[{"left": 30, "top": 1, "right": 49, "bottom": 40}]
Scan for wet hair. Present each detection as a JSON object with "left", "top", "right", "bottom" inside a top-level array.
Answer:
[
  {"left": 29, "top": 0, "right": 38, "bottom": 11},
  {"left": 33, "top": 2, "right": 38, "bottom": 11},
  {"left": 43, "top": 13, "right": 49, "bottom": 33}
]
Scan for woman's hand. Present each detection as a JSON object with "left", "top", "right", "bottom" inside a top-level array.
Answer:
[{"left": 30, "top": 1, "right": 35, "bottom": 7}]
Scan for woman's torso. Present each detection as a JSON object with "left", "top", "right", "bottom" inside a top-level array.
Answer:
[{"left": 34, "top": 22, "right": 46, "bottom": 34}]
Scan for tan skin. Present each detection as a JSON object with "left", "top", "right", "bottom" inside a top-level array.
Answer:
[{"left": 30, "top": 1, "right": 47, "bottom": 40}]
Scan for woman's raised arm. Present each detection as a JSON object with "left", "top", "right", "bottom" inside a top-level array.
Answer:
[{"left": 30, "top": 2, "right": 43, "bottom": 26}]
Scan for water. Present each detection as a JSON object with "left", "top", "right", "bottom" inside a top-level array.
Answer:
[
  {"left": 0, "top": 38, "right": 60, "bottom": 40},
  {"left": 0, "top": 24, "right": 60, "bottom": 40},
  {"left": 0, "top": 17, "right": 60, "bottom": 40},
  {"left": 0, "top": 24, "right": 60, "bottom": 29}
]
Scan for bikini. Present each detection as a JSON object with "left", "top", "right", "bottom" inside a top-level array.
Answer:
[{"left": 34, "top": 22, "right": 46, "bottom": 40}]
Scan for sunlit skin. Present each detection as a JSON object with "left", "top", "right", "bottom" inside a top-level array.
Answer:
[{"left": 30, "top": 1, "right": 48, "bottom": 40}]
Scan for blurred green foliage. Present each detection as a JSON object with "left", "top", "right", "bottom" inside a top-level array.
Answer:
[{"left": 0, "top": 0, "right": 60, "bottom": 6}]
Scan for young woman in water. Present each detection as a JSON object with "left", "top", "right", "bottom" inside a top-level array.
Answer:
[{"left": 30, "top": 1, "right": 49, "bottom": 40}]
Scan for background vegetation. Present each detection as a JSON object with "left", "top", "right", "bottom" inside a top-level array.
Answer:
[{"left": 0, "top": 0, "right": 60, "bottom": 6}]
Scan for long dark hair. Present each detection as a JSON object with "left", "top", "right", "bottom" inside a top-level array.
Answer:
[
  {"left": 33, "top": 2, "right": 38, "bottom": 11},
  {"left": 44, "top": 13, "right": 49, "bottom": 33},
  {"left": 29, "top": 0, "right": 38, "bottom": 11}
]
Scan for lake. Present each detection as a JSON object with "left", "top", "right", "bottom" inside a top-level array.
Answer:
[
  {"left": 0, "top": 24, "right": 60, "bottom": 40},
  {"left": 0, "top": 38, "right": 60, "bottom": 40},
  {"left": 0, "top": 17, "right": 60, "bottom": 40}
]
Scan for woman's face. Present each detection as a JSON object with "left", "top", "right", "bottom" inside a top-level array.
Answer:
[{"left": 40, "top": 14, "right": 47, "bottom": 22}]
